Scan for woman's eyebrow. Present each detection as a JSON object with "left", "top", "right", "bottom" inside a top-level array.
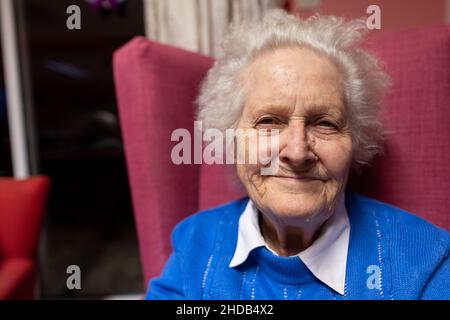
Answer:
[
  {"left": 248, "top": 104, "right": 292, "bottom": 116},
  {"left": 304, "top": 104, "right": 344, "bottom": 118},
  {"left": 247, "top": 103, "right": 344, "bottom": 119}
]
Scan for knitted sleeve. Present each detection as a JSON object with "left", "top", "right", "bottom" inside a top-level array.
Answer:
[
  {"left": 145, "top": 223, "right": 186, "bottom": 300},
  {"left": 419, "top": 247, "right": 450, "bottom": 300},
  {"left": 145, "top": 251, "right": 185, "bottom": 300}
]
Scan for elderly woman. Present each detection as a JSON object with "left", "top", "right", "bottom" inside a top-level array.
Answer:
[{"left": 146, "top": 10, "right": 449, "bottom": 300}]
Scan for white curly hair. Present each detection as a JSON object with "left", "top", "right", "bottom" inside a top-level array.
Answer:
[{"left": 196, "top": 9, "right": 390, "bottom": 169}]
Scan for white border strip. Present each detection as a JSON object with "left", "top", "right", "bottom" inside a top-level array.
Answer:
[{"left": 1, "top": 0, "right": 29, "bottom": 178}]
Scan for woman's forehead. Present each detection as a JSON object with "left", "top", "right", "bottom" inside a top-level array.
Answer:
[{"left": 244, "top": 47, "right": 344, "bottom": 109}]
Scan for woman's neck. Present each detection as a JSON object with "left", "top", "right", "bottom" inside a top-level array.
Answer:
[{"left": 258, "top": 211, "right": 328, "bottom": 256}]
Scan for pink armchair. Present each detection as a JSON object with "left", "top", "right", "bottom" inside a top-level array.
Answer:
[{"left": 113, "top": 24, "right": 450, "bottom": 285}]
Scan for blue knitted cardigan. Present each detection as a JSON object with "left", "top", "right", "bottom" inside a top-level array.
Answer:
[{"left": 146, "top": 192, "right": 449, "bottom": 300}]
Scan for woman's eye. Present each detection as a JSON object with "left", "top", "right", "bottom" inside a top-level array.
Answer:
[
  {"left": 317, "top": 120, "right": 337, "bottom": 128},
  {"left": 257, "top": 117, "right": 278, "bottom": 125}
]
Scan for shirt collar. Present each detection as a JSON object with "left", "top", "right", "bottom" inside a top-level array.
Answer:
[{"left": 229, "top": 197, "right": 350, "bottom": 296}]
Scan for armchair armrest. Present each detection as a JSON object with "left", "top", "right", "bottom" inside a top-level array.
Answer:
[{"left": 0, "top": 258, "right": 36, "bottom": 300}]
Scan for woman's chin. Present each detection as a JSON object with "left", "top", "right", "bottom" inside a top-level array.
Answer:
[{"left": 263, "top": 192, "right": 330, "bottom": 222}]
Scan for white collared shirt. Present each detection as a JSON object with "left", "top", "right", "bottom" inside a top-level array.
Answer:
[{"left": 229, "top": 198, "right": 350, "bottom": 295}]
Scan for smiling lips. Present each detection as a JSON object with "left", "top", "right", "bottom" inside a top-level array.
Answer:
[{"left": 271, "top": 175, "right": 326, "bottom": 182}]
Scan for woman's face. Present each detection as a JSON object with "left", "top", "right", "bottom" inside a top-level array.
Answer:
[{"left": 236, "top": 46, "right": 353, "bottom": 227}]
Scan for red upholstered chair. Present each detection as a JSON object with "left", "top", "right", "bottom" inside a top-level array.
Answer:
[
  {"left": 113, "top": 25, "right": 450, "bottom": 286},
  {"left": 0, "top": 176, "right": 50, "bottom": 299}
]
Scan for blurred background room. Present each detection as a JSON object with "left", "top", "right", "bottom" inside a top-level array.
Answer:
[{"left": 0, "top": 0, "right": 449, "bottom": 299}]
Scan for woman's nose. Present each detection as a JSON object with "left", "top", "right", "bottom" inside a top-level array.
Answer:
[{"left": 278, "top": 121, "right": 317, "bottom": 167}]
